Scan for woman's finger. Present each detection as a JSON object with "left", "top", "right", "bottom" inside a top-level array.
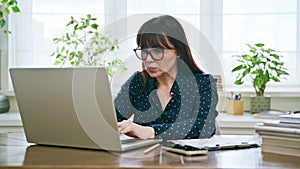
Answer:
[
  {"left": 117, "top": 120, "right": 126, "bottom": 127},
  {"left": 120, "top": 125, "right": 132, "bottom": 134}
]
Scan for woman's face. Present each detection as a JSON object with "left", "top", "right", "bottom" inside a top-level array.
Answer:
[{"left": 142, "top": 48, "right": 178, "bottom": 78}]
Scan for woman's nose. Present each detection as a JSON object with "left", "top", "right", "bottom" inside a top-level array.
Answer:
[{"left": 145, "top": 54, "right": 155, "bottom": 62}]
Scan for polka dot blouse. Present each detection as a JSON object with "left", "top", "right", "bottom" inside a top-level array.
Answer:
[{"left": 114, "top": 71, "right": 218, "bottom": 140}]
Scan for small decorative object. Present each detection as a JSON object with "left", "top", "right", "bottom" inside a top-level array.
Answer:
[
  {"left": 226, "top": 92, "right": 244, "bottom": 115},
  {"left": 0, "top": 94, "right": 10, "bottom": 113},
  {"left": 51, "top": 14, "right": 126, "bottom": 78},
  {"left": 231, "top": 43, "right": 289, "bottom": 113},
  {"left": 226, "top": 100, "right": 244, "bottom": 115}
]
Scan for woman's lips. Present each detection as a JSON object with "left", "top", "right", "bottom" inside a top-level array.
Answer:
[{"left": 147, "top": 67, "right": 157, "bottom": 72}]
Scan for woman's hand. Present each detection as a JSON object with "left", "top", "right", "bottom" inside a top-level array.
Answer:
[{"left": 117, "top": 120, "right": 155, "bottom": 139}]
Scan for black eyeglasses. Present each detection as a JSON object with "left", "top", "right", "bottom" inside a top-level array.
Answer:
[{"left": 133, "top": 48, "right": 166, "bottom": 61}]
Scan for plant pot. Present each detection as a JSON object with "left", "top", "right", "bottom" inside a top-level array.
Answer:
[
  {"left": 0, "top": 95, "right": 10, "bottom": 113},
  {"left": 250, "top": 96, "right": 271, "bottom": 113}
]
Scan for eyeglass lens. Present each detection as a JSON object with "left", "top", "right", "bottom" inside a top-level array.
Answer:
[{"left": 135, "top": 48, "right": 164, "bottom": 60}]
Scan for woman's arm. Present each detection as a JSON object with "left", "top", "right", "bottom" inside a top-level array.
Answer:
[
  {"left": 114, "top": 72, "right": 157, "bottom": 139},
  {"left": 114, "top": 72, "right": 141, "bottom": 122}
]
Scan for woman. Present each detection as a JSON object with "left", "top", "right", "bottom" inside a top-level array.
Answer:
[{"left": 114, "top": 15, "right": 218, "bottom": 140}]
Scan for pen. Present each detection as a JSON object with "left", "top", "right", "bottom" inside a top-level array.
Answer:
[
  {"left": 230, "top": 91, "right": 234, "bottom": 100},
  {"left": 144, "top": 143, "right": 160, "bottom": 154}
]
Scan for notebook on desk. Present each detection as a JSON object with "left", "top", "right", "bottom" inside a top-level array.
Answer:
[
  {"left": 168, "top": 135, "right": 261, "bottom": 151},
  {"left": 10, "top": 67, "right": 161, "bottom": 151}
]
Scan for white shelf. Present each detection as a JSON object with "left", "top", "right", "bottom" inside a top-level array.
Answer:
[
  {"left": 220, "top": 87, "right": 300, "bottom": 97},
  {"left": 216, "top": 112, "right": 278, "bottom": 135},
  {"left": 0, "top": 112, "right": 23, "bottom": 133},
  {"left": 0, "top": 112, "right": 22, "bottom": 126}
]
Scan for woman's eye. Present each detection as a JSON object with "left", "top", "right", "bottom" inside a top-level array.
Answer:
[
  {"left": 141, "top": 50, "right": 148, "bottom": 55},
  {"left": 152, "top": 49, "right": 163, "bottom": 54}
]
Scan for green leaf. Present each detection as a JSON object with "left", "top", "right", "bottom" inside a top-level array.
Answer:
[
  {"left": 111, "top": 46, "right": 115, "bottom": 51},
  {"left": 249, "top": 48, "right": 257, "bottom": 53},
  {"left": 255, "top": 43, "right": 264, "bottom": 47},
  {"left": 246, "top": 44, "right": 253, "bottom": 49},
  {"left": 55, "top": 54, "right": 61, "bottom": 59},
  {"left": 271, "top": 53, "right": 280, "bottom": 59},
  {"left": 61, "top": 46, "right": 65, "bottom": 53},
  {"left": 66, "top": 33, "right": 70, "bottom": 40},
  {"left": 242, "top": 54, "right": 252, "bottom": 61},
  {"left": 91, "top": 23, "right": 98, "bottom": 30},
  {"left": 265, "top": 48, "right": 271, "bottom": 53},
  {"left": 0, "top": 19, "right": 5, "bottom": 28},
  {"left": 253, "top": 77, "right": 262, "bottom": 89},
  {"left": 271, "top": 76, "right": 280, "bottom": 82},
  {"left": 54, "top": 61, "right": 61, "bottom": 65},
  {"left": 252, "top": 70, "right": 260, "bottom": 74},
  {"left": 78, "top": 51, "right": 83, "bottom": 57},
  {"left": 242, "top": 68, "right": 250, "bottom": 77},
  {"left": 265, "top": 70, "right": 270, "bottom": 82},
  {"left": 7, "top": 0, "right": 14, "bottom": 6},
  {"left": 86, "top": 14, "right": 92, "bottom": 19},
  {"left": 5, "top": 8, "right": 10, "bottom": 15},
  {"left": 276, "top": 69, "right": 289, "bottom": 76},
  {"left": 12, "top": 6, "right": 20, "bottom": 13},
  {"left": 234, "top": 79, "right": 243, "bottom": 85}
]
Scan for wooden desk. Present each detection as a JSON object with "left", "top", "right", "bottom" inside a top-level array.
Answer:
[{"left": 0, "top": 133, "right": 299, "bottom": 169}]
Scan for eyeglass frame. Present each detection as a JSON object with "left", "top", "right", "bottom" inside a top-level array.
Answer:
[{"left": 133, "top": 47, "right": 167, "bottom": 61}]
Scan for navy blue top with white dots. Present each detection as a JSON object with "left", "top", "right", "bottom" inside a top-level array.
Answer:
[{"left": 114, "top": 70, "right": 218, "bottom": 140}]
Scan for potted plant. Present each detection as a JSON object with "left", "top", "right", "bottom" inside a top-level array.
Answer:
[
  {"left": 51, "top": 14, "right": 126, "bottom": 78},
  {"left": 231, "top": 43, "right": 289, "bottom": 113},
  {"left": 0, "top": 0, "right": 20, "bottom": 33},
  {"left": 0, "top": 0, "right": 20, "bottom": 113}
]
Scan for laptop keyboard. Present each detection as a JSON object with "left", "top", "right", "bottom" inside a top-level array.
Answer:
[{"left": 121, "top": 138, "right": 141, "bottom": 144}]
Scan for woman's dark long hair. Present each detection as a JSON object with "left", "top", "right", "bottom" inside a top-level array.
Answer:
[{"left": 136, "top": 15, "right": 204, "bottom": 85}]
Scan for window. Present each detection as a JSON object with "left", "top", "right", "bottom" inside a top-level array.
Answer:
[
  {"left": 3, "top": 0, "right": 105, "bottom": 90},
  {"left": 2, "top": 0, "right": 299, "bottom": 94},
  {"left": 222, "top": 0, "right": 299, "bottom": 92}
]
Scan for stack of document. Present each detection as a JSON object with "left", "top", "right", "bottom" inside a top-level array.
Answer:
[
  {"left": 255, "top": 114, "right": 300, "bottom": 157},
  {"left": 170, "top": 135, "right": 260, "bottom": 151},
  {"left": 212, "top": 75, "right": 223, "bottom": 91},
  {"left": 252, "top": 110, "right": 287, "bottom": 119}
]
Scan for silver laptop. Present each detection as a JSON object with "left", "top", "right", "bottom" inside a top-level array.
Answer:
[{"left": 10, "top": 67, "right": 161, "bottom": 151}]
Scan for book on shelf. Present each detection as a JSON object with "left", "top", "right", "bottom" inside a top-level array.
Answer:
[
  {"left": 261, "top": 135, "right": 300, "bottom": 149},
  {"left": 262, "top": 121, "right": 300, "bottom": 129},
  {"left": 252, "top": 110, "right": 287, "bottom": 119},
  {"left": 255, "top": 123, "right": 300, "bottom": 135},
  {"left": 256, "top": 130, "right": 300, "bottom": 138},
  {"left": 279, "top": 113, "right": 300, "bottom": 124},
  {"left": 256, "top": 121, "right": 300, "bottom": 157},
  {"left": 212, "top": 74, "right": 223, "bottom": 91},
  {"left": 261, "top": 144, "right": 300, "bottom": 157}
]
